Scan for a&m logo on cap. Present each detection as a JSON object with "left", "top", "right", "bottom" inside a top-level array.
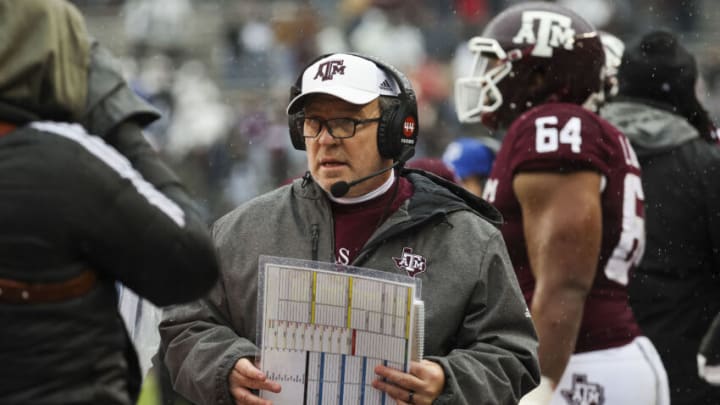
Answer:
[{"left": 313, "top": 60, "right": 346, "bottom": 81}]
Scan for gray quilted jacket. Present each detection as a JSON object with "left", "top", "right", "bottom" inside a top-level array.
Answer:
[{"left": 160, "top": 171, "right": 540, "bottom": 405}]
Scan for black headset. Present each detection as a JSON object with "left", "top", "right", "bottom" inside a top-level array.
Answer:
[{"left": 288, "top": 53, "right": 419, "bottom": 161}]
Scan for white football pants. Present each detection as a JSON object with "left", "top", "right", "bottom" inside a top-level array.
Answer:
[{"left": 549, "top": 336, "right": 670, "bottom": 405}]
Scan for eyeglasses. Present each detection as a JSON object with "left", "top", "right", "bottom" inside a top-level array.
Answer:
[{"left": 298, "top": 116, "right": 382, "bottom": 140}]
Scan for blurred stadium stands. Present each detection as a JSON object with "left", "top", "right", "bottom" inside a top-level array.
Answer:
[{"left": 72, "top": 0, "right": 720, "bottom": 222}]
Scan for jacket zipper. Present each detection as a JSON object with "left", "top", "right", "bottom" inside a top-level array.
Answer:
[
  {"left": 311, "top": 224, "right": 319, "bottom": 261},
  {"left": 354, "top": 222, "right": 405, "bottom": 265}
]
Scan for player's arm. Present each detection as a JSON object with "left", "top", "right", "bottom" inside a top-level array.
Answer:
[{"left": 513, "top": 170, "right": 602, "bottom": 385}]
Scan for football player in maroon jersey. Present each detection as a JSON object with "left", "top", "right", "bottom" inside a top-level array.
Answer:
[{"left": 455, "top": 2, "right": 669, "bottom": 404}]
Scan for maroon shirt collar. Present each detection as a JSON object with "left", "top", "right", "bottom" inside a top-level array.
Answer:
[{"left": 331, "top": 176, "right": 413, "bottom": 265}]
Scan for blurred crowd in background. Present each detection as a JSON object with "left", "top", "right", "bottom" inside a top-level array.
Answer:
[{"left": 71, "top": 0, "right": 719, "bottom": 222}]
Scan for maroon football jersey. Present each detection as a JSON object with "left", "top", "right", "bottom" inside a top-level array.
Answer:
[{"left": 483, "top": 103, "right": 644, "bottom": 353}]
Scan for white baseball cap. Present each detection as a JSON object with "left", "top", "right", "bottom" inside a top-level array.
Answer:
[{"left": 287, "top": 53, "right": 401, "bottom": 114}]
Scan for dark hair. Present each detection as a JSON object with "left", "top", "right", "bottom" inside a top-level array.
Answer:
[{"left": 617, "top": 30, "right": 715, "bottom": 141}]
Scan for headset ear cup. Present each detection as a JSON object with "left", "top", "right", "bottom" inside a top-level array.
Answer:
[
  {"left": 289, "top": 113, "right": 306, "bottom": 151},
  {"left": 288, "top": 80, "right": 306, "bottom": 150},
  {"left": 377, "top": 103, "right": 417, "bottom": 160},
  {"left": 397, "top": 104, "right": 419, "bottom": 159},
  {"left": 376, "top": 109, "right": 394, "bottom": 159}
]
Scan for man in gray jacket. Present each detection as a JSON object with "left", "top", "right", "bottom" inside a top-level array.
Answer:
[{"left": 160, "top": 52, "right": 540, "bottom": 405}]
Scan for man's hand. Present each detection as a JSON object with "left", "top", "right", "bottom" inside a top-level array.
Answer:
[
  {"left": 372, "top": 360, "right": 445, "bottom": 404},
  {"left": 228, "top": 358, "right": 281, "bottom": 405}
]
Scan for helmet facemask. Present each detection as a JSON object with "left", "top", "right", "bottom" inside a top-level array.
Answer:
[
  {"left": 455, "top": 37, "right": 515, "bottom": 124},
  {"left": 456, "top": 3, "right": 606, "bottom": 127}
]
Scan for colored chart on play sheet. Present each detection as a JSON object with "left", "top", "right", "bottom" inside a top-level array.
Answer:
[{"left": 257, "top": 256, "right": 423, "bottom": 405}]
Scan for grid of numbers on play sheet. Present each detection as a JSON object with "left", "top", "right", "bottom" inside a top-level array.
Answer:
[{"left": 260, "top": 263, "right": 416, "bottom": 405}]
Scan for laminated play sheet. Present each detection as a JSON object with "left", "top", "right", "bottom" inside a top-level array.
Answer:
[{"left": 257, "top": 256, "right": 424, "bottom": 405}]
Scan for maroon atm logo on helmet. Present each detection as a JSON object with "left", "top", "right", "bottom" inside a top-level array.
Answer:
[
  {"left": 313, "top": 60, "right": 346, "bottom": 81},
  {"left": 393, "top": 247, "right": 426, "bottom": 278},
  {"left": 402, "top": 116, "right": 416, "bottom": 138},
  {"left": 512, "top": 11, "right": 576, "bottom": 57}
]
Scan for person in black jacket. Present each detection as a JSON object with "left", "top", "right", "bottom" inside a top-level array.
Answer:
[
  {"left": 601, "top": 30, "right": 720, "bottom": 405},
  {"left": 0, "top": 1, "right": 219, "bottom": 404}
]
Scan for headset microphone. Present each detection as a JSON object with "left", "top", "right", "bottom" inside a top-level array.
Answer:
[{"left": 330, "top": 149, "right": 413, "bottom": 198}]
